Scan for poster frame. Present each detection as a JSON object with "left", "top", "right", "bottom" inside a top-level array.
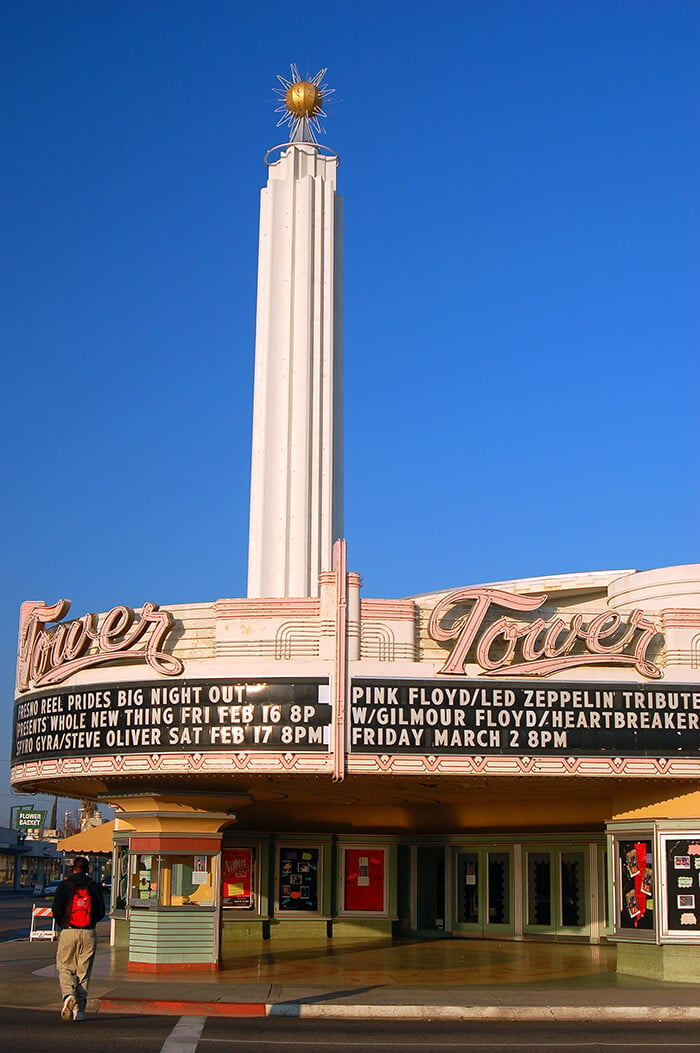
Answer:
[
  {"left": 221, "top": 846, "right": 258, "bottom": 911},
  {"left": 660, "top": 830, "right": 700, "bottom": 941},
  {"left": 274, "top": 843, "right": 324, "bottom": 917},
  {"left": 608, "top": 827, "right": 658, "bottom": 942},
  {"left": 338, "top": 844, "right": 390, "bottom": 916}
]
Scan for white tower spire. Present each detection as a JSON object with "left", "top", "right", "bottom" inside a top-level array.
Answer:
[{"left": 247, "top": 69, "right": 343, "bottom": 598}]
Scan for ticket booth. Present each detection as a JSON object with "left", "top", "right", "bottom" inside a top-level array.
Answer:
[{"left": 107, "top": 794, "right": 243, "bottom": 972}]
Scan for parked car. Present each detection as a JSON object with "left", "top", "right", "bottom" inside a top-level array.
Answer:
[{"left": 43, "top": 881, "right": 61, "bottom": 899}]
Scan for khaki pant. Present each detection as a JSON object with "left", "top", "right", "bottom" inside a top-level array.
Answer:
[{"left": 56, "top": 928, "right": 97, "bottom": 1011}]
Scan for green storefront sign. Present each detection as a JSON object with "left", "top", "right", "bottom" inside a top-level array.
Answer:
[{"left": 14, "top": 808, "right": 46, "bottom": 832}]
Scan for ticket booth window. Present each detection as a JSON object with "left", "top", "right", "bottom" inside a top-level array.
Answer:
[
  {"left": 130, "top": 852, "right": 215, "bottom": 908},
  {"left": 132, "top": 853, "right": 160, "bottom": 903}
]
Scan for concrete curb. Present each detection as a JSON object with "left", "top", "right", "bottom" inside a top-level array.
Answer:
[
  {"left": 95, "top": 999, "right": 700, "bottom": 1021},
  {"left": 98, "top": 998, "right": 266, "bottom": 1017}
]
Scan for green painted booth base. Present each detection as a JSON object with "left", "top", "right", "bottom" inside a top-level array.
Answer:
[
  {"left": 617, "top": 942, "right": 700, "bottom": 984},
  {"left": 128, "top": 909, "right": 218, "bottom": 971}
]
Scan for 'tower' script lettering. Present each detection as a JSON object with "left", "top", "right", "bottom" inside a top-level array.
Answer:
[
  {"left": 17, "top": 599, "right": 184, "bottom": 692},
  {"left": 428, "top": 588, "right": 662, "bottom": 680}
]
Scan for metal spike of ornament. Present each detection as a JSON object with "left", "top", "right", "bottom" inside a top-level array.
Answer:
[{"left": 273, "top": 64, "right": 335, "bottom": 144}]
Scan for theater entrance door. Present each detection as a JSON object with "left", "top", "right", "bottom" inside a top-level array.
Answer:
[
  {"left": 454, "top": 847, "right": 515, "bottom": 938},
  {"left": 416, "top": 845, "right": 446, "bottom": 933}
]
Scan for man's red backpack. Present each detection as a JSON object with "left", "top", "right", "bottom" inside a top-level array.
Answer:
[{"left": 67, "top": 882, "right": 92, "bottom": 927}]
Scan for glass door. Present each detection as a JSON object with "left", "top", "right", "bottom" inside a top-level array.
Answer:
[
  {"left": 454, "top": 847, "right": 514, "bottom": 936},
  {"left": 524, "top": 846, "right": 589, "bottom": 936},
  {"left": 560, "top": 850, "right": 586, "bottom": 929},
  {"left": 526, "top": 851, "right": 552, "bottom": 927}
]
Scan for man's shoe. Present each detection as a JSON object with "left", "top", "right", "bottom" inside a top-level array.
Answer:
[
  {"left": 72, "top": 1006, "right": 85, "bottom": 1022},
  {"left": 60, "top": 994, "right": 76, "bottom": 1021}
]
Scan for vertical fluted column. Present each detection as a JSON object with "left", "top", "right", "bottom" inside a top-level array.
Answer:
[{"left": 247, "top": 144, "right": 343, "bottom": 597}]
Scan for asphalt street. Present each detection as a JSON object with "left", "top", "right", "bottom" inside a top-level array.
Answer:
[{"left": 3, "top": 1006, "right": 700, "bottom": 1053}]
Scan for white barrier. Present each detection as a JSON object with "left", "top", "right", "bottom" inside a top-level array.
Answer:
[{"left": 29, "top": 904, "right": 56, "bottom": 941}]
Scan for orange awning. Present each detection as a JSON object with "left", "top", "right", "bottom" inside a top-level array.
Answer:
[{"left": 58, "top": 819, "right": 115, "bottom": 854}]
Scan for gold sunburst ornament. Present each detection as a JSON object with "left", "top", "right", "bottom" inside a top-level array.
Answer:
[{"left": 274, "top": 63, "right": 335, "bottom": 144}]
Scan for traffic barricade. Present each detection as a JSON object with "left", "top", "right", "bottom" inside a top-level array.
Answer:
[{"left": 29, "top": 904, "right": 57, "bottom": 941}]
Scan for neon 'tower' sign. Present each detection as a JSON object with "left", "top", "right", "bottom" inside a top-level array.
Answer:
[
  {"left": 17, "top": 599, "right": 184, "bottom": 692},
  {"left": 428, "top": 588, "right": 662, "bottom": 680}
]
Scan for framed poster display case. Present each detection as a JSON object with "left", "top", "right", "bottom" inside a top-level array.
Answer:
[
  {"left": 221, "top": 846, "right": 257, "bottom": 910},
  {"left": 276, "top": 845, "right": 323, "bottom": 915},
  {"left": 660, "top": 832, "right": 700, "bottom": 940},
  {"left": 338, "top": 845, "right": 389, "bottom": 915}
]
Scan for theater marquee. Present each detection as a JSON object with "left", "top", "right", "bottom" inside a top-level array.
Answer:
[
  {"left": 12, "top": 679, "right": 332, "bottom": 762},
  {"left": 350, "top": 680, "right": 700, "bottom": 758}
]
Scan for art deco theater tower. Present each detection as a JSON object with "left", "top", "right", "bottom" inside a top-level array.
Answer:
[
  {"left": 247, "top": 66, "right": 343, "bottom": 598},
  {"left": 10, "top": 66, "right": 700, "bottom": 985}
]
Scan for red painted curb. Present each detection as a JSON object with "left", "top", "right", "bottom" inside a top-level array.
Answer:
[{"left": 98, "top": 998, "right": 267, "bottom": 1017}]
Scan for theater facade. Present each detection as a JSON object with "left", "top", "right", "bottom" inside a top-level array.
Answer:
[
  {"left": 11, "top": 558, "right": 700, "bottom": 980},
  {"left": 10, "top": 73, "right": 700, "bottom": 981}
]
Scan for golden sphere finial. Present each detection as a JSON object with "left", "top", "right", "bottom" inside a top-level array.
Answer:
[
  {"left": 274, "top": 64, "right": 335, "bottom": 144},
  {"left": 285, "top": 81, "right": 323, "bottom": 119}
]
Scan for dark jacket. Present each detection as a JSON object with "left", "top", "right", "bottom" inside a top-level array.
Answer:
[{"left": 52, "top": 873, "right": 106, "bottom": 929}]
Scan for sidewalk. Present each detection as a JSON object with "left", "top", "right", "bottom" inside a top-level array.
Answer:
[{"left": 2, "top": 921, "right": 700, "bottom": 1021}]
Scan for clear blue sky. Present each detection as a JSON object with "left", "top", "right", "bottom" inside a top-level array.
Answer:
[{"left": 1, "top": 1, "right": 698, "bottom": 823}]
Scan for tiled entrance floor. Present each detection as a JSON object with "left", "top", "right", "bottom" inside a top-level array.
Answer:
[{"left": 217, "top": 937, "right": 619, "bottom": 989}]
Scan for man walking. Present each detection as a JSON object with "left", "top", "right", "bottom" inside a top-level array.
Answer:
[{"left": 52, "top": 856, "right": 106, "bottom": 1021}]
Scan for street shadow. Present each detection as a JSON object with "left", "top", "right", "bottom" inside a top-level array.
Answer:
[{"left": 269, "top": 985, "right": 384, "bottom": 1014}]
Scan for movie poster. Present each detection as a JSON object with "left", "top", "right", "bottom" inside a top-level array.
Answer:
[
  {"left": 665, "top": 838, "right": 700, "bottom": 932},
  {"left": 278, "top": 847, "right": 319, "bottom": 912},
  {"left": 221, "top": 848, "right": 255, "bottom": 909},
  {"left": 619, "top": 840, "right": 654, "bottom": 930},
  {"left": 343, "top": 849, "right": 385, "bottom": 912}
]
